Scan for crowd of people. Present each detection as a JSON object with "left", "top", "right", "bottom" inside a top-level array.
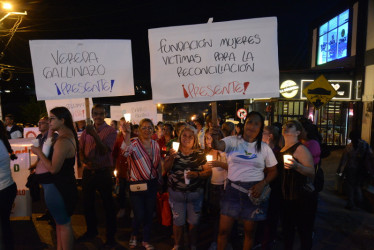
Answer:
[{"left": 1, "top": 106, "right": 373, "bottom": 250}]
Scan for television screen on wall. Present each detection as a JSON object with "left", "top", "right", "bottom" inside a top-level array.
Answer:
[{"left": 317, "top": 9, "right": 349, "bottom": 65}]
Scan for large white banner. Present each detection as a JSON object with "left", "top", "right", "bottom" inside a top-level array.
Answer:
[
  {"left": 30, "top": 40, "right": 135, "bottom": 100},
  {"left": 121, "top": 100, "right": 157, "bottom": 124},
  {"left": 45, "top": 98, "right": 93, "bottom": 122},
  {"left": 149, "top": 17, "right": 279, "bottom": 103}
]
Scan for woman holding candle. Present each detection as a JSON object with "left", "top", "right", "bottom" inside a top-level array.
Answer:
[
  {"left": 210, "top": 111, "right": 278, "bottom": 250},
  {"left": 163, "top": 125, "right": 211, "bottom": 250},
  {"left": 279, "top": 120, "right": 315, "bottom": 250}
]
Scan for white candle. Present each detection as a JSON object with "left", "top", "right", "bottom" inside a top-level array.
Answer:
[
  {"left": 206, "top": 155, "right": 213, "bottom": 162},
  {"left": 283, "top": 154, "right": 293, "bottom": 167},
  {"left": 172, "top": 142, "right": 180, "bottom": 151},
  {"left": 124, "top": 113, "right": 131, "bottom": 122},
  {"left": 184, "top": 169, "right": 190, "bottom": 184}
]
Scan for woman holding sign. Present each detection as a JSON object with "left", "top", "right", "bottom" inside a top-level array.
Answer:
[
  {"left": 121, "top": 118, "right": 161, "bottom": 250},
  {"left": 279, "top": 120, "right": 315, "bottom": 250},
  {"left": 163, "top": 125, "right": 211, "bottom": 250},
  {"left": 31, "top": 107, "right": 78, "bottom": 250},
  {"left": 210, "top": 111, "right": 277, "bottom": 250}
]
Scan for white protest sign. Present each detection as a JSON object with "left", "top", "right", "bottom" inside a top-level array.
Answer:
[
  {"left": 10, "top": 139, "right": 34, "bottom": 218},
  {"left": 120, "top": 100, "right": 157, "bottom": 124},
  {"left": 110, "top": 105, "right": 123, "bottom": 121},
  {"left": 149, "top": 17, "right": 279, "bottom": 103},
  {"left": 45, "top": 98, "right": 93, "bottom": 122},
  {"left": 30, "top": 40, "right": 135, "bottom": 100}
]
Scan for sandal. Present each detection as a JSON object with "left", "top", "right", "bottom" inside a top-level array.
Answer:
[
  {"left": 142, "top": 241, "right": 155, "bottom": 250},
  {"left": 129, "top": 237, "right": 137, "bottom": 248}
]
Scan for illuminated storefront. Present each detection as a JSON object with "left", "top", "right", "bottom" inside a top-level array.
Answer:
[{"left": 247, "top": 73, "right": 362, "bottom": 146}]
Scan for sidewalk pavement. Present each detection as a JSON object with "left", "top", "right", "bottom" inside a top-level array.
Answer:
[{"left": 11, "top": 149, "right": 374, "bottom": 250}]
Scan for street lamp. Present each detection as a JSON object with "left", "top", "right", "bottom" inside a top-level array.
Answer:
[
  {"left": 2, "top": 2, "right": 12, "bottom": 10},
  {"left": 0, "top": 2, "right": 27, "bottom": 23},
  {"left": 0, "top": 1, "right": 27, "bottom": 120}
]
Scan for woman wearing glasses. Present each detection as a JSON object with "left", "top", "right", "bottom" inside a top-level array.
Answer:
[
  {"left": 31, "top": 107, "right": 79, "bottom": 250},
  {"left": 211, "top": 111, "right": 278, "bottom": 250},
  {"left": 121, "top": 118, "right": 161, "bottom": 250},
  {"left": 279, "top": 120, "right": 315, "bottom": 250}
]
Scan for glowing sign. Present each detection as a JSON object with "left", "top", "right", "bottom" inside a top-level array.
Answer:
[{"left": 280, "top": 80, "right": 299, "bottom": 98}]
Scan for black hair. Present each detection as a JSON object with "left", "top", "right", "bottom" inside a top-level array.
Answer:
[
  {"left": 194, "top": 117, "right": 205, "bottom": 127},
  {"left": 50, "top": 107, "right": 80, "bottom": 162},
  {"left": 221, "top": 122, "right": 235, "bottom": 137},
  {"left": 91, "top": 104, "right": 106, "bottom": 114},
  {"left": 241, "top": 111, "right": 264, "bottom": 153},
  {"left": 164, "top": 123, "right": 174, "bottom": 137},
  {"left": 0, "top": 121, "right": 13, "bottom": 154},
  {"left": 349, "top": 130, "right": 361, "bottom": 150},
  {"left": 299, "top": 118, "right": 322, "bottom": 143},
  {"left": 5, "top": 114, "right": 14, "bottom": 120}
]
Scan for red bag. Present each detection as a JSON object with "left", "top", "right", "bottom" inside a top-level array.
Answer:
[{"left": 156, "top": 192, "right": 172, "bottom": 227}]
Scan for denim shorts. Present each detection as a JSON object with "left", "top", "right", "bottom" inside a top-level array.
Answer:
[
  {"left": 168, "top": 188, "right": 204, "bottom": 226},
  {"left": 220, "top": 180, "right": 269, "bottom": 221}
]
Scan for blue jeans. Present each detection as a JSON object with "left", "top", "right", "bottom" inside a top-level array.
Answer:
[
  {"left": 168, "top": 188, "right": 204, "bottom": 226},
  {"left": 129, "top": 179, "right": 158, "bottom": 242}
]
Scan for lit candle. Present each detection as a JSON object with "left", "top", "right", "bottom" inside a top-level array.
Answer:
[
  {"left": 283, "top": 154, "right": 293, "bottom": 167},
  {"left": 206, "top": 155, "right": 213, "bottom": 162},
  {"left": 124, "top": 113, "right": 131, "bottom": 122},
  {"left": 172, "top": 142, "right": 180, "bottom": 151},
  {"left": 113, "top": 170, "right": 117, "bottom": 177}
]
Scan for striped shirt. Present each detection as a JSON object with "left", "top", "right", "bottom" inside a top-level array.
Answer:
[
  {"left": 122, "top": 138, "right": 161, "bottom": 182},
  {"left": 79, "top": 122, "right": 117, "bottom": 169}
]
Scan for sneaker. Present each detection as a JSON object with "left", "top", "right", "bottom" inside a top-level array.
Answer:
[
  {"left": 129, "top": 237, "right": 137, "bottom": 249},
  {"left": 142, "top": 241, "right": 155, "bottom": 250},
  {"left": 116, "top": 208, "right": 125, "bottom": 218}
]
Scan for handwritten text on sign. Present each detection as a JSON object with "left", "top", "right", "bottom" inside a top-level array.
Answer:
[
  {"left": 29, "top": 40, "right": 135, "bottom": 100},
  {"left": 45, "top": 98, "right": 93, "bottom": 122},
  {"left": 149, "top": 17, "right": 279, "bottom": 104},
  {"left": 120, "top": 100, "right": 157, "bottom": 125}
]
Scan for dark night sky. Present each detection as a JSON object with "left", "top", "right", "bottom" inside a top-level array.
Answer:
[{"left": 0, "top": 0, "right": 353, "bottom": 118}]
